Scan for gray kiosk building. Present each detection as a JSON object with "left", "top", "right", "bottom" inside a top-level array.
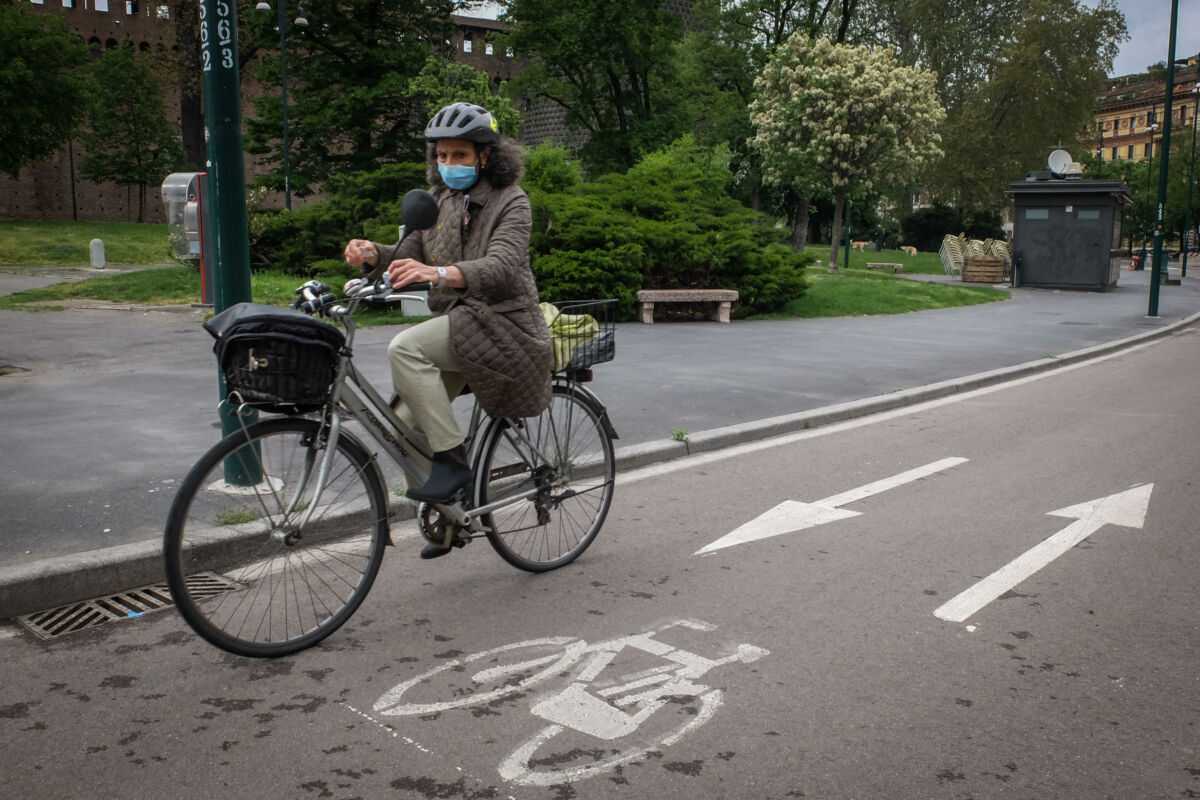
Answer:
[{"left": 1008, "top": 171, "right": 1131, "bottom": 292}]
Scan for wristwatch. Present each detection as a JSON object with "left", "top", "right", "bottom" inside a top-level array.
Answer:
[{"left": 435, "top": 266, "right": 447, "bottom": 289}]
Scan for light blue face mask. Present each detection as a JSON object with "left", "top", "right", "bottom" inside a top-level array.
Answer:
[{"left": 438, "top": 163, "right": 479, "bottom": 191}]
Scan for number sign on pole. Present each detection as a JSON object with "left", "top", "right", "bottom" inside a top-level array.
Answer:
[{"left": 199, "top": 0, "right": 253, "bottom": 314}]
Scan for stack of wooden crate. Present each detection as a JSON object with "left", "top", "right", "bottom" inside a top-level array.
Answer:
[{"left": 961, "top": 256, "right": 1006, "bottom": 283}]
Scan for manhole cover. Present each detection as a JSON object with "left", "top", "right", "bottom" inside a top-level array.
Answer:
[{"left": 16, "top": 573, "right": 241, "bottom": 640}]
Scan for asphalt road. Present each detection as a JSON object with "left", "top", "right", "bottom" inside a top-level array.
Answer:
[
  {"left": 2, "top": 324, "right": 1197, "bottom": 799},
  {"left": 2, "top": 266, "right": 1198, "bottom": 572}
]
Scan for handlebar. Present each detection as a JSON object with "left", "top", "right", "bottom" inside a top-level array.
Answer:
[{"left": 292, "top": 278, "right": 434, "bottom": 318}]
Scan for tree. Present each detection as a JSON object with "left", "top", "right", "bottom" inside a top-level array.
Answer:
[
  {"left": 78, "top": 43, "right": 186, "bottom": 222},
  {"left": 0, "top": 3, "right": 90, "bottom": 179},
  {"left": 936, "top": 0, "right": 1125, "bottom": 208},
  {"left": 853, "top": 0, "right": 1125, "bottom": 210},
  {"left": 853, "top": 0, "right": 1021, "bottom": 116},
  {"left": 750, "top": 37, "right": 944, "bottom": 271},
  {"left": 244, "top": 0, "right": 455, "bottom": 198},
  {"left": 166, "top": 0, "right": 206, "bottom": 171},
  {"left": 500, "top": 0, "right": 686, "bottom": 175},
  {"left": 406, "top": 56, "right": 522, "bottom": 135},
  {"left": 670, "top": 0, "right": 862, "bottom": 247},
  {"left": 522, "top": 141, "right": 582, "bottom": 194}
]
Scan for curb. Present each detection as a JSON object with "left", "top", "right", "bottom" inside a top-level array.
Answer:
[{"left": 3, "top": 310, "right": 1197, "bottom": 620}]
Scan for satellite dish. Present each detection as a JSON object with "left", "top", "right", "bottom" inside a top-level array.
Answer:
[{"left": 1048, "top": 149, "right": 1073, "bottom": 178}]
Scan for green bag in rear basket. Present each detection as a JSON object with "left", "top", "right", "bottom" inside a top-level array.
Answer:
[{"left": 203, "top": 302, "right": 345, "bottom": 414}]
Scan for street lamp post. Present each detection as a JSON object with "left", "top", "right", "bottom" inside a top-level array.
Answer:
[
  {"left": 256, "top": 1, "right": 307, "bottom": 210},
  {"left": 1183, "top": 82, "right": 1200, "bottom": 278}
]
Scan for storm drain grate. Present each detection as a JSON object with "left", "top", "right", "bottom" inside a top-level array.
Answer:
[{"left": 16, "top": 572, "right": 242, "bottom": 640}]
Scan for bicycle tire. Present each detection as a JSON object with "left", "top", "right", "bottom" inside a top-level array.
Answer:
[
  {"left": 163, "top": 417, "right": 388, "bottom": 658},
  {"left": 476, "top": 383, "right": 615, "bottom": 572}
]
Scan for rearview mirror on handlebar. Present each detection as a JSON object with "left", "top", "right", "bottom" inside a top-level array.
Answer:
[{"left": 401, "top": 189, "right": 439, "bottom": 237}]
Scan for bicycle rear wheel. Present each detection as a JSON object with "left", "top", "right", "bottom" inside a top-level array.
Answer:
[
  {"left": 476, "top": 383, "right": 615, "bottom": 572},
  {"left": 163, "top": 418, "right": 388, "bottom": 657}
]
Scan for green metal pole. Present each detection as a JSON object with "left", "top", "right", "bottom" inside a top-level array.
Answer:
[
  {"left": 278, "top": 0, "right": 292, "bottom": 210},
  {"left": 200, "top": 0, "right": 253, "bottom": 312},
  {"left": 200, "top": 0, "right": 258, "bottom": 480},
  {"left": 1149, "top": 0, "right": 1179, "bottom": 316}
]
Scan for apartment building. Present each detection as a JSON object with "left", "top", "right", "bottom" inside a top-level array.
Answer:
[{"left": 1093, "top": 55, "right": 1200, "bottom": 164}]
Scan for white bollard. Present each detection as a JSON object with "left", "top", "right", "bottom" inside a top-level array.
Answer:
[{"left": 90, "top": 238, "right": 106, "bottom": 269}]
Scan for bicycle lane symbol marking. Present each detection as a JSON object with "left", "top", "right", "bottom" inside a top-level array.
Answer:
[{"left": 368, "top": 619, "right": 770, "bottom": 787}]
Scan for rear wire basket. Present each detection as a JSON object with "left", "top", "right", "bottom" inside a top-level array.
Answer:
[{"left": 547, "top": 299, "right": 617, "bottom": 374}]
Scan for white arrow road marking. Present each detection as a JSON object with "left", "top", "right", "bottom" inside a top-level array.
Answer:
[
  {"left": 934, "top": 483, "right": 1154, "bottom": 623},
  {"left": 695, "top": 457, "right": 969, "bottom": 555}
]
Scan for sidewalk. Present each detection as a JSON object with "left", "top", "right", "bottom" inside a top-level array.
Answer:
[{"left": 1, "top": 265, "right": 1198, "bottom": 617}]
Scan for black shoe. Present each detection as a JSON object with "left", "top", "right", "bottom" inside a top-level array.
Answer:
[
  {"left": 407, "top": 445, "right": 473, "bottom": 504},
  {"left": 420, "top": 542, "right": 453, "bottom": 559}
]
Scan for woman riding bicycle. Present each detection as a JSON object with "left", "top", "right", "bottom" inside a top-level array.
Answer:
[{"left": 344, "top": 102, "right": 553, "bottom": 557}]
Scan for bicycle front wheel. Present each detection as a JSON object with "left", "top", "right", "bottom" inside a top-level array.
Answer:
[
  {"left": 477, "top": 383, "right": 615, "bottom": 572},
  {"left": 163, "top": 418, "right": 388, "bottom": 658}
]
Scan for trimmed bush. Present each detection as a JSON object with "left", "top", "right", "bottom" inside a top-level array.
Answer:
[{"left": 529, "top": 137, "right": 808, "bottom": 318}]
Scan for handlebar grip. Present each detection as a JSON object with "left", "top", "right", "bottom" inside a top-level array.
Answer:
[
  {"left": 299, "top": 293, "right": 337, "bottom": 315},
  {"left": 394, "top": 280, "right": 433, "bottom": 292}
]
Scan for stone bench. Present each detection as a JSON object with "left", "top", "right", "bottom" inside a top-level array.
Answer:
[
  {"left": 637, "top": 289, "right": 739, "bottom": 324},
  {"left": 866, "top": 262, "right": 904, "bottom": 273}
]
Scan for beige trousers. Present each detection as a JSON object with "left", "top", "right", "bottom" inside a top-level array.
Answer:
[{"left": 387, "top": 314, "right": 468, "bottom": 454}]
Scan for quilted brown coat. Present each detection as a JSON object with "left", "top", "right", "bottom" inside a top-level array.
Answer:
[{"left": 367, "top": 180, "right": 553, "bottom": 419}]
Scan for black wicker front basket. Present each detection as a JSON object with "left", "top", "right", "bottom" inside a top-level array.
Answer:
[
  {"left": 204, "top": 303, "right": 345, "bottom": 414},
  {"left": 546, "top": 299, "right": 616, "bottom": 373}
]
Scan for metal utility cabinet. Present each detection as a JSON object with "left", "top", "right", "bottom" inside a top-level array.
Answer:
[{"left": 1007, "top": 179, "right": 1131, "bottom": 291}]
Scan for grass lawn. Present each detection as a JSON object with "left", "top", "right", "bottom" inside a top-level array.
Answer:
[
  {"left": 772, "top": 266, "right": 1007, "bottom": 318},
  {"left": 0, "top": 221, "right": 174, "bottom": 267},
  {"left": 809, "top": 245, "right": 946, "bottom": 274},
  {"left": 0, "top": 265, "right": 428, "bottom": 326}
]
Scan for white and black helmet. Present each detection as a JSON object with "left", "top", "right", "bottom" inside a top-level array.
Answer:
[{"left": 424, "top": 102, "right": 501, "bottom": 144}]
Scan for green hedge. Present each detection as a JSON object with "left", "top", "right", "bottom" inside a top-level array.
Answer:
[
  {"left": 250, "top": 162, "right": 427, "bottom": 274},
  {"left": 529, "top": 138, "right": 808, "bottom": 319}
]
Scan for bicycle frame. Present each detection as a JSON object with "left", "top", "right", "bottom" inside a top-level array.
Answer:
[{"left": 266, "top": 283, "right": 611, "bottom": 539}]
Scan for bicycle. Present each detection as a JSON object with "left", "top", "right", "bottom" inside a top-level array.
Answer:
[{"left": 163, "top": 268, "right": 618, "bottom": 658}]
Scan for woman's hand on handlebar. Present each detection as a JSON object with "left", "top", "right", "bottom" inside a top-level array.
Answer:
[
  {"left": 386, "top": 258, "right": 437, "bottom": 290},
  {"left": 344, "top": 239, "right": 378, "bottom": 269}
]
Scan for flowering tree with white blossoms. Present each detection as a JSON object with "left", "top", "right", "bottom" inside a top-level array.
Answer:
[{"left": 750, "top": 37, "right": 945, "bottom": 272}]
